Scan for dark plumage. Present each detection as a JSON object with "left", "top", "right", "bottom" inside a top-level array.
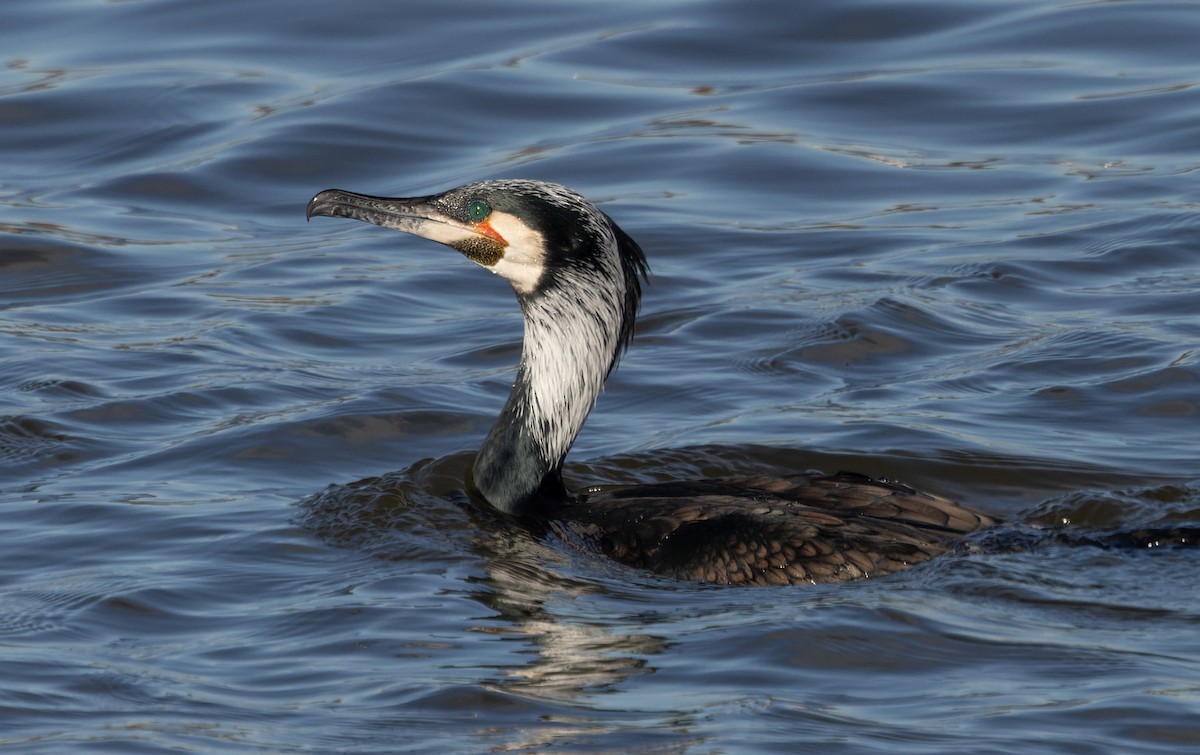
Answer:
[
  {"left": 307, "top": 179, "right": 993, "bottom": 585},
  {"left": 562, "top": 473, "right": 991, "bottom": 585}
]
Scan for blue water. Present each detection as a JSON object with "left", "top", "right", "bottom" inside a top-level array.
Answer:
[{"left": 2, "top": 0, "right": 1199, "bottom": 751}]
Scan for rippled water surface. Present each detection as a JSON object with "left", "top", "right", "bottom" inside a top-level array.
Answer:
[{"left": 3, "top": 0, "right": 1199, "bottom": 751}]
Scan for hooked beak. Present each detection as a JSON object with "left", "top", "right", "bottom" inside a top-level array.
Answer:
[{"left": 306, "top": 189, "right": 506, "bottom": 249}]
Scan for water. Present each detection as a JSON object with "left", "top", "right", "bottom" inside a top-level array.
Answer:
[{"left": 2, "top": 0, "right": 1198, "bottom": 750}]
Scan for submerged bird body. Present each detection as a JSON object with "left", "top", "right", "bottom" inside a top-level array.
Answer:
[
  {"left": 307, "top": 179, "right": 992, "bottom": 585},
  {"left": 562, "top": 473, "right": 989, "bottom": 585}
]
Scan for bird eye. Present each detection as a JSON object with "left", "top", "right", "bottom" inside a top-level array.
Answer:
[{"left": 467, "top": 200, "right": 491, "bottom": 223}]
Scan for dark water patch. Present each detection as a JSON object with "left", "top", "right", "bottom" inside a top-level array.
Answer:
[
  {"left": 0, "top": 415, "right": 86, "bottom": 482},
  {"left": 296, "top": 451, "right": 481, "bottom": 562},
  {"left": 1025, "top": 481, "right": 1200, "bottom": 532},
  {"left": 0, "top": 235, "right": 144, "bottom": 307}
]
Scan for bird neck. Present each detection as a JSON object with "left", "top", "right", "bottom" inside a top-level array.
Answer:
[{"left": 471, "top": 270, "right": 630, "bottom": 516}]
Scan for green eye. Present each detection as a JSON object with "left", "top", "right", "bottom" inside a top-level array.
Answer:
[{"left": 467, "top": 200, "right": 491, "bottom": 223}]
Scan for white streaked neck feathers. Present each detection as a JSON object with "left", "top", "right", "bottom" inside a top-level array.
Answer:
[
  {"left": 471, "top": 217, "right": 632, "bottom": 515},
  {"left": 520, "top": 258, "right": 627, "bottom": 464}
]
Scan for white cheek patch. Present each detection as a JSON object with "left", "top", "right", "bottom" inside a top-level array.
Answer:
[{"left": 485, "top": 210, "right": 546, "bottom": 295}]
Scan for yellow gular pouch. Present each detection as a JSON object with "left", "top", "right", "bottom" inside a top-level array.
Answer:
[{"left": 452, "top": 234, "right": 506, "bottom": 268}]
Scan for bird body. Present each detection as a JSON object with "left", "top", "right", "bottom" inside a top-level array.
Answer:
[
  {"left": 307, "top": 179, "right": 992, "bottom": 585},
  {"left": 564, "top": 472, "right": 990, "bottom": 585}
]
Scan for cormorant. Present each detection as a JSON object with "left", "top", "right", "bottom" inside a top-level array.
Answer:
[{"left": 306, "top": 179, "right": 993, "bottom": 585}]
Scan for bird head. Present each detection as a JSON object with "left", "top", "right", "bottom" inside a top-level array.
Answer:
[{"left": 306, "top": 179, "right": 646, "bottom": 300}]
